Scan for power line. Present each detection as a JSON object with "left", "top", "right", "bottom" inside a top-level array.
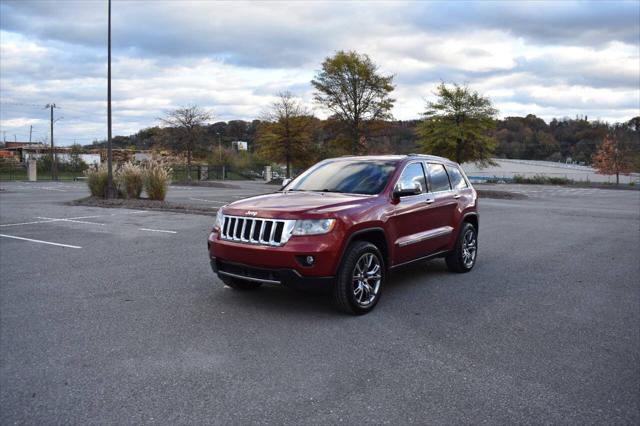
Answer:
[{"left": 0, "top": 101, "right": 46, "bottom": 109}]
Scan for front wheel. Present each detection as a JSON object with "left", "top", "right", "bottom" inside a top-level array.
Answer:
[
  {"left": 445, "top": 222, "right": 478, "bottom": 273},
  {"left": 333, "top": 241, "right": 385, "bottom": 315}
]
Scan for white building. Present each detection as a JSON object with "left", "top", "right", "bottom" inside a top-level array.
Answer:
[
  {"left": 23, "top": 152, "right": 101, "bottom": 166},
  {"left": 232, "top": 141, "right": 248, "bottom": 151}
]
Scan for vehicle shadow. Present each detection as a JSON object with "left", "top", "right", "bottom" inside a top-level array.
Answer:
[
  {"left": 204, "top": 279, "right": 337, "bottom": 317},
  {"left": 201, "top": 258, "right": 454, "bottom": 317}
]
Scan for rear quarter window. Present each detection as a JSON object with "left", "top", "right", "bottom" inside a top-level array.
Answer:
[
  {"left": 427, "top": 163, "right": 451, "bottom": 192},
  {"left": 446, "top": 166, "right": 468, "bottom": 190}
]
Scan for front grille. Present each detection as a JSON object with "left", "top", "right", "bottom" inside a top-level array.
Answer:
[{"left": 220, "top": 215, "right": 295, "bottom": 246}]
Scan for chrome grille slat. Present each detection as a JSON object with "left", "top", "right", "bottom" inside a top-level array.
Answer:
[
  {"left": 240, "top": 219, "right": 248, "bottom": 241},
  {"left": 220, "top": 215, "right": 295, "bottom": 247},
  {"left": 259, "top": 220, "right": 267, "bottom": 244},
  {"left": 249, "top": 220, "right": 256, "bottom": 243},
  {"left": 269, "top": 221, "right": 277, "bottom": 244}
]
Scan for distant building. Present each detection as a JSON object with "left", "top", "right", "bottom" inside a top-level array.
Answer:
[
  {"left": 23, "top": 151, "right": 101, "bottom": 166},
  {"left": 3, "top": 141, "right": 101, "bottom": 165},
  {"left": 5, "top": 142, "right": 47, "bottom": 150},
  {"left": 232, "top": 141, "right": 248, "bottom": 151}
]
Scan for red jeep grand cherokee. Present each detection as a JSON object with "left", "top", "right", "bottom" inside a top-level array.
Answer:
[{"left": 208, "top": 154, "right": 478, "bottom": 314}]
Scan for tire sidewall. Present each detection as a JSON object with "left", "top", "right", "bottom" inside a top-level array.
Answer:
[
  {"left": 337, "top": 242, "right": 386, "bottom": 314},
  {"left": 457, "top": 222, "right": 477, "bottom": 272}
]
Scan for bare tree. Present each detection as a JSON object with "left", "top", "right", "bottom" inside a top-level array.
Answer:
[
  {"left": 257, "top": 92, "right": 316, "bottom": 178},
  {"left": 160, "top": 105, "right": 212, "bottom": 182}
]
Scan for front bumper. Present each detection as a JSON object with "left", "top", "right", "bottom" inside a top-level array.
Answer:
[
  {"left": 210, "top": 256, "right": 334, "bottom": 290},
  {"left": 208, "top": 230, "right": 343, "bottom": 277}
]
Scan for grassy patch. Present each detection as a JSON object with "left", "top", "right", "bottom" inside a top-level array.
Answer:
[
  {"left": 69, "top": 196, "right": 217, "bottom": 216},
  {"left": 476, "top": 190, "right": 528, "bottom": 200}
]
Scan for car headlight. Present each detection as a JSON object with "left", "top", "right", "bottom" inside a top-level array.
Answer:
[
  {"left": 292, "top": 219, "right": 336, "bottom": 235},
  {"left": 213, "top": 209, "right": 225, "bottom": 231}
]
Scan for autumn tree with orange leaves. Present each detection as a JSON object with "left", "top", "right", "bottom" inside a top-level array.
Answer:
[{"left": 592, "top": 134, "right": 633, "bottom": 184}]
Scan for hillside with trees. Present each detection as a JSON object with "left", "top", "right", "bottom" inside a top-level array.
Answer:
[{"left": 87, "top": 115, "right": 639, "bottom": 172}]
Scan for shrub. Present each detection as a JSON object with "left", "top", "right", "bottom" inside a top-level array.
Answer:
[
  {"left": 143, "top": 160, "right": 172, "bottom": 200},
  {"left": 84, "top": 164, "right": 108, "bottom": 197},
  {"left": 512, "top": 174, "right": 572, "bottom": 185},
  {"left": 115, "top": 162, "right": 143, "bottom": 199}
]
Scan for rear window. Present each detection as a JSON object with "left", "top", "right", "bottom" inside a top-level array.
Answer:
[
  {"left": 427, "top": 163, "right": 451, "bottom": 192},
  {"left": 446, "top": 166, "right": 468, "bottom": 190}
]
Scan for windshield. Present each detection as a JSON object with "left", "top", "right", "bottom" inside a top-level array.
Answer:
[{"left": 286, "top": 159, "right": 398, "bottom": 195}]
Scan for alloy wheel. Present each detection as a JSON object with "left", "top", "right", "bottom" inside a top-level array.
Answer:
[
  {"left": 462, "top": 229, "right": 477, "bottom": 268},
  {"left": 352, "top": 253, "right": 382, "bottom": 307}
]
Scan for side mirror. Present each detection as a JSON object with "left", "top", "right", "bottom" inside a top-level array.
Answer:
[
  {"left": 281, "top": 178, "right": 292, "bottom": 190},
  {"left": 393, "top": 181, "right": 422, "bottom": 199}
]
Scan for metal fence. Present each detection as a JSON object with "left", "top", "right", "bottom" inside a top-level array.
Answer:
[
  {"left": 0, "top": 160, "right": 88, "bottom": 181},
  {"left": 169, "top": 165, "right": 265, "bottom": 182}
]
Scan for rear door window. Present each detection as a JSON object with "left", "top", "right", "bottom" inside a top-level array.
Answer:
[
  {"left": 446, "top": 166, "right": 468, "bottom": 190},
  {"left": 427, "top": 163, "right": 451, "bottom": 192}
]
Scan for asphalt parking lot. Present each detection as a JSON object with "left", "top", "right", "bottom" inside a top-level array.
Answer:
[{"left": 1, "top": 181, "right": 638, "bottom": 424}]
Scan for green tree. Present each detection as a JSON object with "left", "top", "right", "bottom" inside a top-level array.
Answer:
[
  {"left": 256, "top": 92, "right": 316, "bottom": 178},
  {"left": 160, "top": 105, "right": 212, "bottom": 182},
  {"left": 417, "top": 83, "right": 498, "bottom": 165},
  {"left": 311, "top": 50, "right": 395, "bottom": 154}
]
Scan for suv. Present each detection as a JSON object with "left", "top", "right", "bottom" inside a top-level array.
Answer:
[{"left": 208, "top": 155, "right": 478, "bottom": 314}]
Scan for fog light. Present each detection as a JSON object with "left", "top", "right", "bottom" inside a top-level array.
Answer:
[{"left": 305, "top": 256, "right": 315, "bottom": 266}]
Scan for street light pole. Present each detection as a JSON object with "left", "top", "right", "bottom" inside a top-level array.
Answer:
[
  {"left": 46, "top": 103, "right": 58, "bottom": 180},
  {"left": 106, "top": 0, "right": 115, "bottom": 198}
]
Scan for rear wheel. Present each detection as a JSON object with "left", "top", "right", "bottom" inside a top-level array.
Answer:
[
  {"left": 220, "top": 276, "right": 262, "bottom": 290},
  {"left": 445, "top": 222, "right": 477, "bottom": 273},
  {"left": 333, "top": 241, "right": 385, "bottom": 315}
]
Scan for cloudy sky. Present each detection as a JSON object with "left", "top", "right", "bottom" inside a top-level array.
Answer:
[{"left": 1, "top": 0, "right": 639, "bottom": 146}]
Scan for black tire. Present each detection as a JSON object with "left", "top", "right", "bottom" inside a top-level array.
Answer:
[
  {"left": 220, "top": 275, "right": 262, "bottom": 290},
  {"left": 445, "top": 222, "right": 478, "bottom": 273},
  {"left": 333, "top": 241, "right": 385, "bottom": 315}
]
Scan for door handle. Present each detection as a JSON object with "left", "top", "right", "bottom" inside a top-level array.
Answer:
[
  {"left": 425, "top": 198, "right": 435, "bottom": 204},
  {"left": 453, "top": 194, "right": 461, "bottom": 199}
]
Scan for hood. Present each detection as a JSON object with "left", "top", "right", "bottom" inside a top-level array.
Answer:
[{"left": 223, "top": 191, "right": 376, "bottom": 217}]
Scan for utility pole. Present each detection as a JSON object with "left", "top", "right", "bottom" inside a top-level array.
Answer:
[
  {"left": 217, "top": 132, "right": 222, "bottom": 162},
  {"left": 29, "top": 125, "right": 33, "bottom": 143},
  {"left": 105, "top": 0, "right": 115, "bottom": 198},
  {"left": 46, "top": 103, "right": 58, "bottom": 180}
]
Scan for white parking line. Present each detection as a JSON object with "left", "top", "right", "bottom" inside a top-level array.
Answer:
[
  {"left": 0, "top": 233, "right": 81, "bottom": 249},
  {"left": 189, "top": 197, "right": 228, "bottom": 204},
  {"left": 15, "top": 185, "right": 67, "bottom": 192},
  {"left": 0, "top": 219, "right": 60, "bottom": 228},
  {"left": 36, "top": 217, "right": 105, "bottom": 226},
  {"left": 139, "top": 228, "right": 177, "bottom": 234}
]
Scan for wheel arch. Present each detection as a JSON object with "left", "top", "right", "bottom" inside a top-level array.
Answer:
[
  {"left": 335, "top": 227, "right": 390, "bottom": 274},
  {"left": 461, "top": 211, "right": 479, "bottom": 234}
]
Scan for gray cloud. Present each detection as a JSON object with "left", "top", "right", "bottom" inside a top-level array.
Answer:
[{"left": 1, "top": 0, "right": 638, "bottom": 144}]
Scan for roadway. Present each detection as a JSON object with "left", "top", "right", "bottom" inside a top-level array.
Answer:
[{"left": 0, "top": 181, "right": 638, "bottom": 424}]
